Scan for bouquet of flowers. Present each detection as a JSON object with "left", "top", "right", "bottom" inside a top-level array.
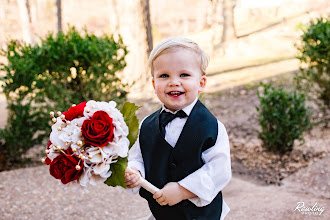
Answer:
[{"left": 42, "top": 100, "right": 140, "bottom": 189}]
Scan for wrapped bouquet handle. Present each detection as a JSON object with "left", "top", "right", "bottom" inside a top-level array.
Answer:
[{"left": 126, "top": 167, "right": 160, "bottom": 194}]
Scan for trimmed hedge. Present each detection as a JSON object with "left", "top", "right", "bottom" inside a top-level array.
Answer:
[{"left": 257, "top": 84, "right": 311, "bottom": 154}]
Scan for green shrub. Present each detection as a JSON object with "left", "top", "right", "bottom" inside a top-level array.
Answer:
[
  {"left": 0, "top": 27, "right": 128, "bottom": 167},
  {"left": 295, "top": 17, "right": 330, "bottom": 109},
  {"left": 256, "top": 84, "right": 311, "bottom": 155}
]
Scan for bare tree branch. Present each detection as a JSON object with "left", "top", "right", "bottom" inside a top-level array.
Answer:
[{"left": 56, "top": 0, "right": 62, "bottom": 32}]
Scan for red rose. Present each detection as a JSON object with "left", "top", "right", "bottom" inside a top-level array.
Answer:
[
  {"left": 49, "top": 150, "right": 83, "bottom": 184},
  {"left": 47, "top": 141, "right": 52, "bottom": 149},
  {"left": 45, "top": 157, "right": 51, "bottom": 165},
  {"left": 81, "top": 111, "right": 114, "bottom": 147},
  {"left": 45, "top": 141, "right": 52, "bottom": 165},
  {"left": 63, "top": 102, "right": 87, "bottom": 121}
]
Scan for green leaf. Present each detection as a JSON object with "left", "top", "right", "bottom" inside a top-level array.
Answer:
[
  {"left": 104, "top": 156, "right": 128, "bottom": 188},
  {"left": 104, "top": 102, "right": 140, "bottom": 188},
  {"left": 120, "top": 102, "right": 140, "bottom": 149}
]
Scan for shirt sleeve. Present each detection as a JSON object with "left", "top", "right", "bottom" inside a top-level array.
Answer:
[
  {"left": 178, "top": 121, "right": 232, "bottom": 207},
  {"left": 126, "top": 119, "right": 146, "bottom": 194}
]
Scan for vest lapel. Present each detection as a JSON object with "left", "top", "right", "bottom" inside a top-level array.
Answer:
[{"left": 174, "top": 100, "right": 202, "bottom": 149}]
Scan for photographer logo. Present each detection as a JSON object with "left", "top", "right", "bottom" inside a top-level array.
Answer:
[{"left": 294, "top": 202, "right": 325, "bottom": 216}]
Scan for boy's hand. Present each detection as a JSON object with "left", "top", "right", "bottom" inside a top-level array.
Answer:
[
  {"left": 153, "top": 182, "right": 194, "bottom": 206},
  {"left": 124, "top": 167, "right": 141, "bottom": 188}
]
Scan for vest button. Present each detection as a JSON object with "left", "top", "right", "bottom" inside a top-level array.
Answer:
[{"left": 170, "top": 163, "right": 176, "bottom": 169}]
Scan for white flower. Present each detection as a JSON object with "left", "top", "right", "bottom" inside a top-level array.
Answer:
[
  {"left": 88, "top": 174, "right": 108, "bottom": 186},
  {"left": 79, "top": 163, "right": 111, "bottom": 187},
  {"left": 71, "top": 116, "right": 86, "bottom": 127},
  {"left": 108, "top": 137, "right": 129, "bottom": 158},
  {"left": 93, "top": 162, "right": 111, "bottom": 178},
  {"left": 47, "top": 145, "right": 60, "bottom": 160},
  {"left": 86, "top": 147, "right": 102, "bottom": 163},
  {"left": 50, "top": 116, "right": 86, "bottom": 150},
  {"left": 50, "top": 117, "right": 66, "bottom": 148},
  {"left": 79, "top": 166, "right": 93, "bottom": 187}
]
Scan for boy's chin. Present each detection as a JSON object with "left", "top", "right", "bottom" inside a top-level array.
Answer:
[
  {"left": 164, "top": 103, "right": 191, "bottom": 112},
  {"left": 164, "top": 106, "right": 179, "bottom": 112}
]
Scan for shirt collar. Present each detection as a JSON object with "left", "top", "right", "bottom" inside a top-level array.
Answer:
[{"left": 161, "top": 98, "right": 198, "bottom": 116}]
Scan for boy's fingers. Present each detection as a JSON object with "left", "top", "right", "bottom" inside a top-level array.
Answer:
[
  {"left": 156, "top": 197, "right": 165, "bottom": 203},
  {"left": 125, "top": 174, "right": 134, "bottom": 182},
  {"left": 130, "top": 181, "right": 140, "bottom": 188},
  {"left": 158, "top": 199, "right": 167, "bottom": 206},
  {"left": 125, "top": 172, "right": 133, "bottom": 177},
  {"left": 124, "top": 175, "right": 134, "bottom": 185},
  {"left": 153, "top": 190, "right": 163, "bottom": 199},
  {"left": 155, "top": 195, "right": 167, "bottom": 206},
  {"left": 125, "top": 174, "right": 140, "bottom": 187},
  {"left": 129, "top": 175, "right": 140, "bottom": 185}
]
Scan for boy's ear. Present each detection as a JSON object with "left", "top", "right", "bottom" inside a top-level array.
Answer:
[
  {"left": 152, "top": 78, "right": 155, "bottom": 90},
  {"left": 198, "top": 75, "right": 207, "bottom": 93}
]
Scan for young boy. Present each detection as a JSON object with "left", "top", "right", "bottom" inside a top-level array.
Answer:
[{"left": 125, "top": 37, "right": 231, "bottom": 220}]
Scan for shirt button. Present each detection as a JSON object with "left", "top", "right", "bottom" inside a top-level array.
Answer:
[{"left": 170, "top": 163, "right": 176, "bottom": 169}]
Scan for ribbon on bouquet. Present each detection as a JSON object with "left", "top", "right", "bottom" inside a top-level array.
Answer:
[{"left": 126, "top": 167, "right": 160, "bottom": 194}]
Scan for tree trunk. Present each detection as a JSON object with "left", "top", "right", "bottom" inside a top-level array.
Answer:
[
  {"left": 56, "top": 0, "right": 62, "bottom": 32},
  {"left": 115, "top": 0, "right": 153, "bottom": 97},
  {"left": 107, "top": 0, "right": 120, "bottom": 33},
  {"left": 17, "top": 0, "right": 32, "bottom": 44},
  {"left": 141, "top": 0, "right": 153, "bottom": 55},
  {"left": 196, "top": 0, "right": 209, "bottom": 31},
  {"left": 210, "top": 0, "right": 221, "bottom": 56},
  {"left": 0, "top": 1, "right": 5, "bottom": 47},
  {"left": 221, "top": 0, "right": 237, "bottom": 43}
]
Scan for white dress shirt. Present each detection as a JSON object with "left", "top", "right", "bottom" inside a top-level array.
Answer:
[{"left": 128, "top": 98, "right": 232, "bottom": 220}]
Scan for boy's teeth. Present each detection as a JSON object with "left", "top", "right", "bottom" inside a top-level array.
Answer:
[{"left": 170, "top": 92, "right": 181, "bottom": 95}]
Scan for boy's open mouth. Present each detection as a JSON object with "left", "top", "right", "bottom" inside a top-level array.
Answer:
[{"left": 167, "top": 91, "right": 184, "bottom": 97}]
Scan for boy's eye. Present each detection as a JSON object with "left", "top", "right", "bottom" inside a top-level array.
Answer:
[
  {"left": 180, "top": 73, "right": 190, "bottom": 77},
  {"left": 159, "top": 74, "right": 169, "bottom": 78}
]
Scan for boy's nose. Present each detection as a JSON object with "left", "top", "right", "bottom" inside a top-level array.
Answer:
[{"left": 169, "top": 77, "right": 180, "bottom": 86}]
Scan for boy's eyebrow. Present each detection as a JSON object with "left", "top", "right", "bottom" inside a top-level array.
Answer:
[{"left": 177, "top": 68, "right": 195, "bottom": 73}]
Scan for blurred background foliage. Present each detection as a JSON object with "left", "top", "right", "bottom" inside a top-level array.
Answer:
[{"left": 295, "top": 17, "right": 330, "bottom": 110}]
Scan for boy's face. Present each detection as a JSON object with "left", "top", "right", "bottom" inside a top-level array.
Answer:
[{"left": 152, "top": 48, "right": 206, "bottom": 112}]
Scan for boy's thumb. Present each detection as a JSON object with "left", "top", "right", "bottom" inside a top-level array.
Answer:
[{"left": 125, "top": 166, "right": 137, "bottom": 174}]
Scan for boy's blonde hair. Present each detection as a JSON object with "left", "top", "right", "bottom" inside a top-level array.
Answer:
[{"left": 149, "top": 37, "right": 209, "bottom": 76}]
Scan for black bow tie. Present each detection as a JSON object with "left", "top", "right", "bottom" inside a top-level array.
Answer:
[{"left": 159, "top": 110, "right": 187, "bottom": 136}]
